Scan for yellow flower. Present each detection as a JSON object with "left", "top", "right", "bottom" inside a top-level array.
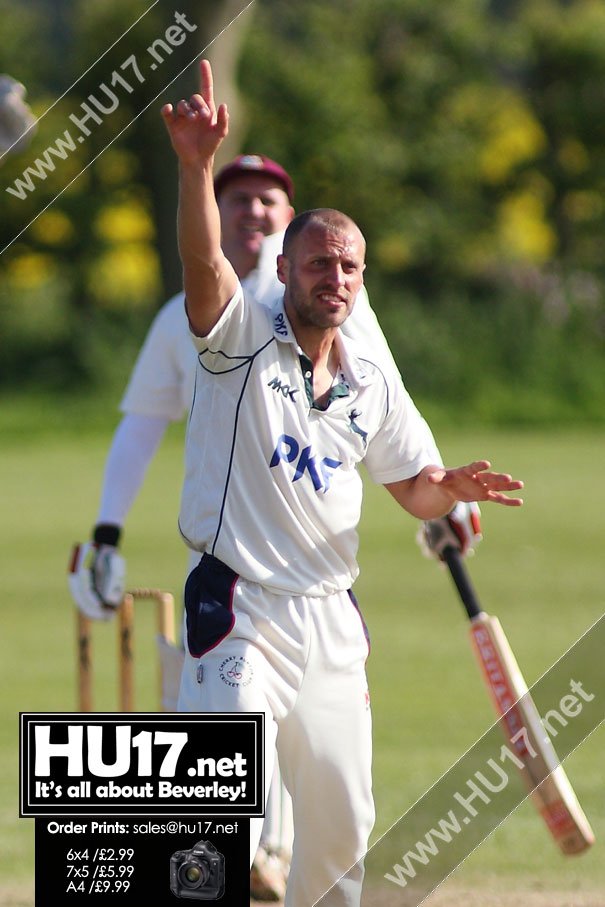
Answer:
[
  {"left": 497, "top": 190, "right": 556, "bottom": 263},
  {"left": 6, "top": 252, "right": 58, "bottom": 289},
  {"left": 480, "top": 96, "right": 546, "bottom": 184},
  {"left": 87, "top": 244, "right": 160, "bottom": 308},
  {"left": 95, "top": 200, "right": 155, "bottom": 243},
  {"left": 30, "top": 210, "right": 74, "bottom": 246}
]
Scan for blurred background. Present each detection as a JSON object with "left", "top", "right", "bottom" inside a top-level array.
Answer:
[
  {"left": 1, "top": 4, "right": 604, "bottom": 905},
  {"left": 2, "top": 0, "right": 605, "bottom": 431}
]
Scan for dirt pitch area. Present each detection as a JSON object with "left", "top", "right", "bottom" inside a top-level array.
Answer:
[
  {"left": 397, "top": 888, "right": 605, "bottom": 907},
  {"left": 251, "top": 887, "right": 605, "bottom": 907},
  {"left": 3, "top": 884, "right": 603, "bottom": 906},
  {"left": 0, "top": 884, "right": 34, "bottom": 907}
]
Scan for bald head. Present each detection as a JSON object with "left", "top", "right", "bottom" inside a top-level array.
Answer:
[
  {"left": 282, "top": 208, "right": 366, "bottom": 260},
  {"left": 277, "top": 208, "right": 366, "bottom": 336}
]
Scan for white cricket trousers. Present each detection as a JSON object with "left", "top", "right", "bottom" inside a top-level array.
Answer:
[
  {"left": 184, "top": 551, "right": 295, "bottom": 858},
  {"left": 178, "top": 554, "right": 375, "bottom": 907}
]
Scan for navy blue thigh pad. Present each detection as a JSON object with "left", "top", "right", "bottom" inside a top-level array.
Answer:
[{"left": 184, "top": 554, "right": 238, "bottom": 657}]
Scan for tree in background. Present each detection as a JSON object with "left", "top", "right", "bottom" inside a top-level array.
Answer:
[
  {"left": 1, "top": 0, "right": 604, "bottom": 422},
  {"left": 237, "top": 0, "right": 605, "bottom": 422},
  {"left": 0, "top": 0, "right": 251, "bottom": 391}
]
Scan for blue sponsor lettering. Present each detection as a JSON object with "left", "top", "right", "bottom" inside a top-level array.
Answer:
[
  {"left": 292, "top": 444, "right": 322, "bottom": 489},
  {"left": 273, "top": 312, "right": 289, "bottom": 336},
  {"left": 270, "top": 434, "right": 342, "bottom": 493},
  {"left": 269, "top": 434, "right": 299, "bottom": 466},
  {"left": 319, "top": 457, "right": 342, "bottom": 491}
]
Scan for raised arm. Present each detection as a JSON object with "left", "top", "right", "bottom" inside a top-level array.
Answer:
[
  {"left": 386, "top": 460, "right": 523, "bottom": 520},
  {"left": 161, "top": 60, "right": 237, "bottom": 336}
]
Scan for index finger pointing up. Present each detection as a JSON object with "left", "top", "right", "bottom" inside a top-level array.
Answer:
[{"left": 199, "top": 59, "right": 215, "bottom": 115}]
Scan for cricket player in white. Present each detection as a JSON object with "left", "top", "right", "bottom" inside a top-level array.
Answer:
[
  {"left": 69, "top": 152, "right": 453, "bottom": 900},
  {"left": 161, "top": 61, "right": 524, "bottom": 907},
  {"left": 69, "top": 158, "right": 298, "bottom": 900}
]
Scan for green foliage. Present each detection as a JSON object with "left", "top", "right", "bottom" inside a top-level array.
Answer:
[
  {"left": 0, "top": 0, "right": 222, "bottom": 387},
  {"left": 238, "top": 0, "right": 605, "bottom": 422},
  {"left": 370, "top": 261, "right": 605, "bottom": 425},
  {"left": 1, "top": 0, "right": 604, "bottom": 421}
]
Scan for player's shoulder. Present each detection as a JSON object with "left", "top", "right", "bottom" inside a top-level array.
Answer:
[
  {"left": 340, "top": 332, "right": 391, "bottom": 384},
  {"left": 340, "top": 331, "right": 411, "bottom": 417},
  {"left": 199, "top": 281, "right": 274, "bottom": 353},
  {"left": 156, "top": 291, "right": 186, "bottom": 319},
  {"left": 260, "top": 229, "right": 285, "bottom": 259},
  {"left": 147, "top": 292, "right": 189, "bottom": 335}
]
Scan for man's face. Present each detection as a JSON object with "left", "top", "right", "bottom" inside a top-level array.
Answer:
[
  {"left": 278, "top": 223, "right": 366, "bottom": 331},
  {"left": 218, "top": 174, "right": 294, "bottom": 258}
]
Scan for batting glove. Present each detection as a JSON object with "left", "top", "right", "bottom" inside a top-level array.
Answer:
[
  {"left": 68, "top": 524, "right": 125, "bottom": 621},
  {"left": 417, "top": 501, "right": 482, "bottom": 560}
]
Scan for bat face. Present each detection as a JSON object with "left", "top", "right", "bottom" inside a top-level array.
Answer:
[
  {"left": 470, "top": 614, "right": 595, "bottom": 855},
  {"left": 534, "top": 767, "right": 595, "bottom": 855}
]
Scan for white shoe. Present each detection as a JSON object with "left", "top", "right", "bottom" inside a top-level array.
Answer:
[{"left": 250, "top": 845, "right": 289, "bottom": 902}]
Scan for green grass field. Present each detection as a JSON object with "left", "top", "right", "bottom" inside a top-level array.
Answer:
[{"left": 1, "top": 415, "right": 603, "bottom": 905}]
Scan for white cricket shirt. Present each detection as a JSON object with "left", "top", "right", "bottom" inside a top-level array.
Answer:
[
  {"left": 118, "top": 233, "right": 287, "bottom": 420},
  {"left": 178, "top": 285, "right": 438, "bottom": 596},
  {"left": 118, "top": 231, "right": 413, "bottom": 425}
]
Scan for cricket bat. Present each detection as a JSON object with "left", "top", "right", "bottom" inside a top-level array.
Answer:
[{"left": 443, "top": 545, "right": 595, "bottom": 855}]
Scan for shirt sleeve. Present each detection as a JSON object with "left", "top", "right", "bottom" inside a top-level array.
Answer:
[
  {"left": 362, "top": 373, "right": 442, "bottom": 485},
  {"left": 190, "top": 282, "right": 273, "bottom": 362},
  {"left": 96, "top": 412, "right": 170, "bottom": 526},
  {"left": 345, "top": 287, "right": 444, "bottom": 471},
  {"left": 120, "top": 294, "right": 197, "bottom": 420}
]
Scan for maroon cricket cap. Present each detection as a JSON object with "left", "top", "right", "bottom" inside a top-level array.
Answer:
[{"left": 214, "top": 154, "right": 294, "bottom": 202}]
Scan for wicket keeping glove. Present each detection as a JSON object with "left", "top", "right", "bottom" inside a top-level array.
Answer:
[
  {"left": 68, "top": 524, "right": 125, "bottom": 621},
  {"left": 417, "top": 501, "right": 482, "bottom": 560}
]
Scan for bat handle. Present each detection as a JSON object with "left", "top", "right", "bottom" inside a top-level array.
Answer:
[{"left": 442, "top": 546, "right": 484, "bottom": 620}]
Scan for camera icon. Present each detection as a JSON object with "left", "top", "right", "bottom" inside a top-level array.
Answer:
[{"left": 170, "top": 840, "right": 225, "bottom": 900}]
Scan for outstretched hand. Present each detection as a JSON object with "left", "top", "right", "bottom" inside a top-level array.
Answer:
[
  {"left": 161, "top": 59, "right": 228, "bottom": 164},
  {"left": 427, "top": 460, "right": 523, "bottom": 507}
]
